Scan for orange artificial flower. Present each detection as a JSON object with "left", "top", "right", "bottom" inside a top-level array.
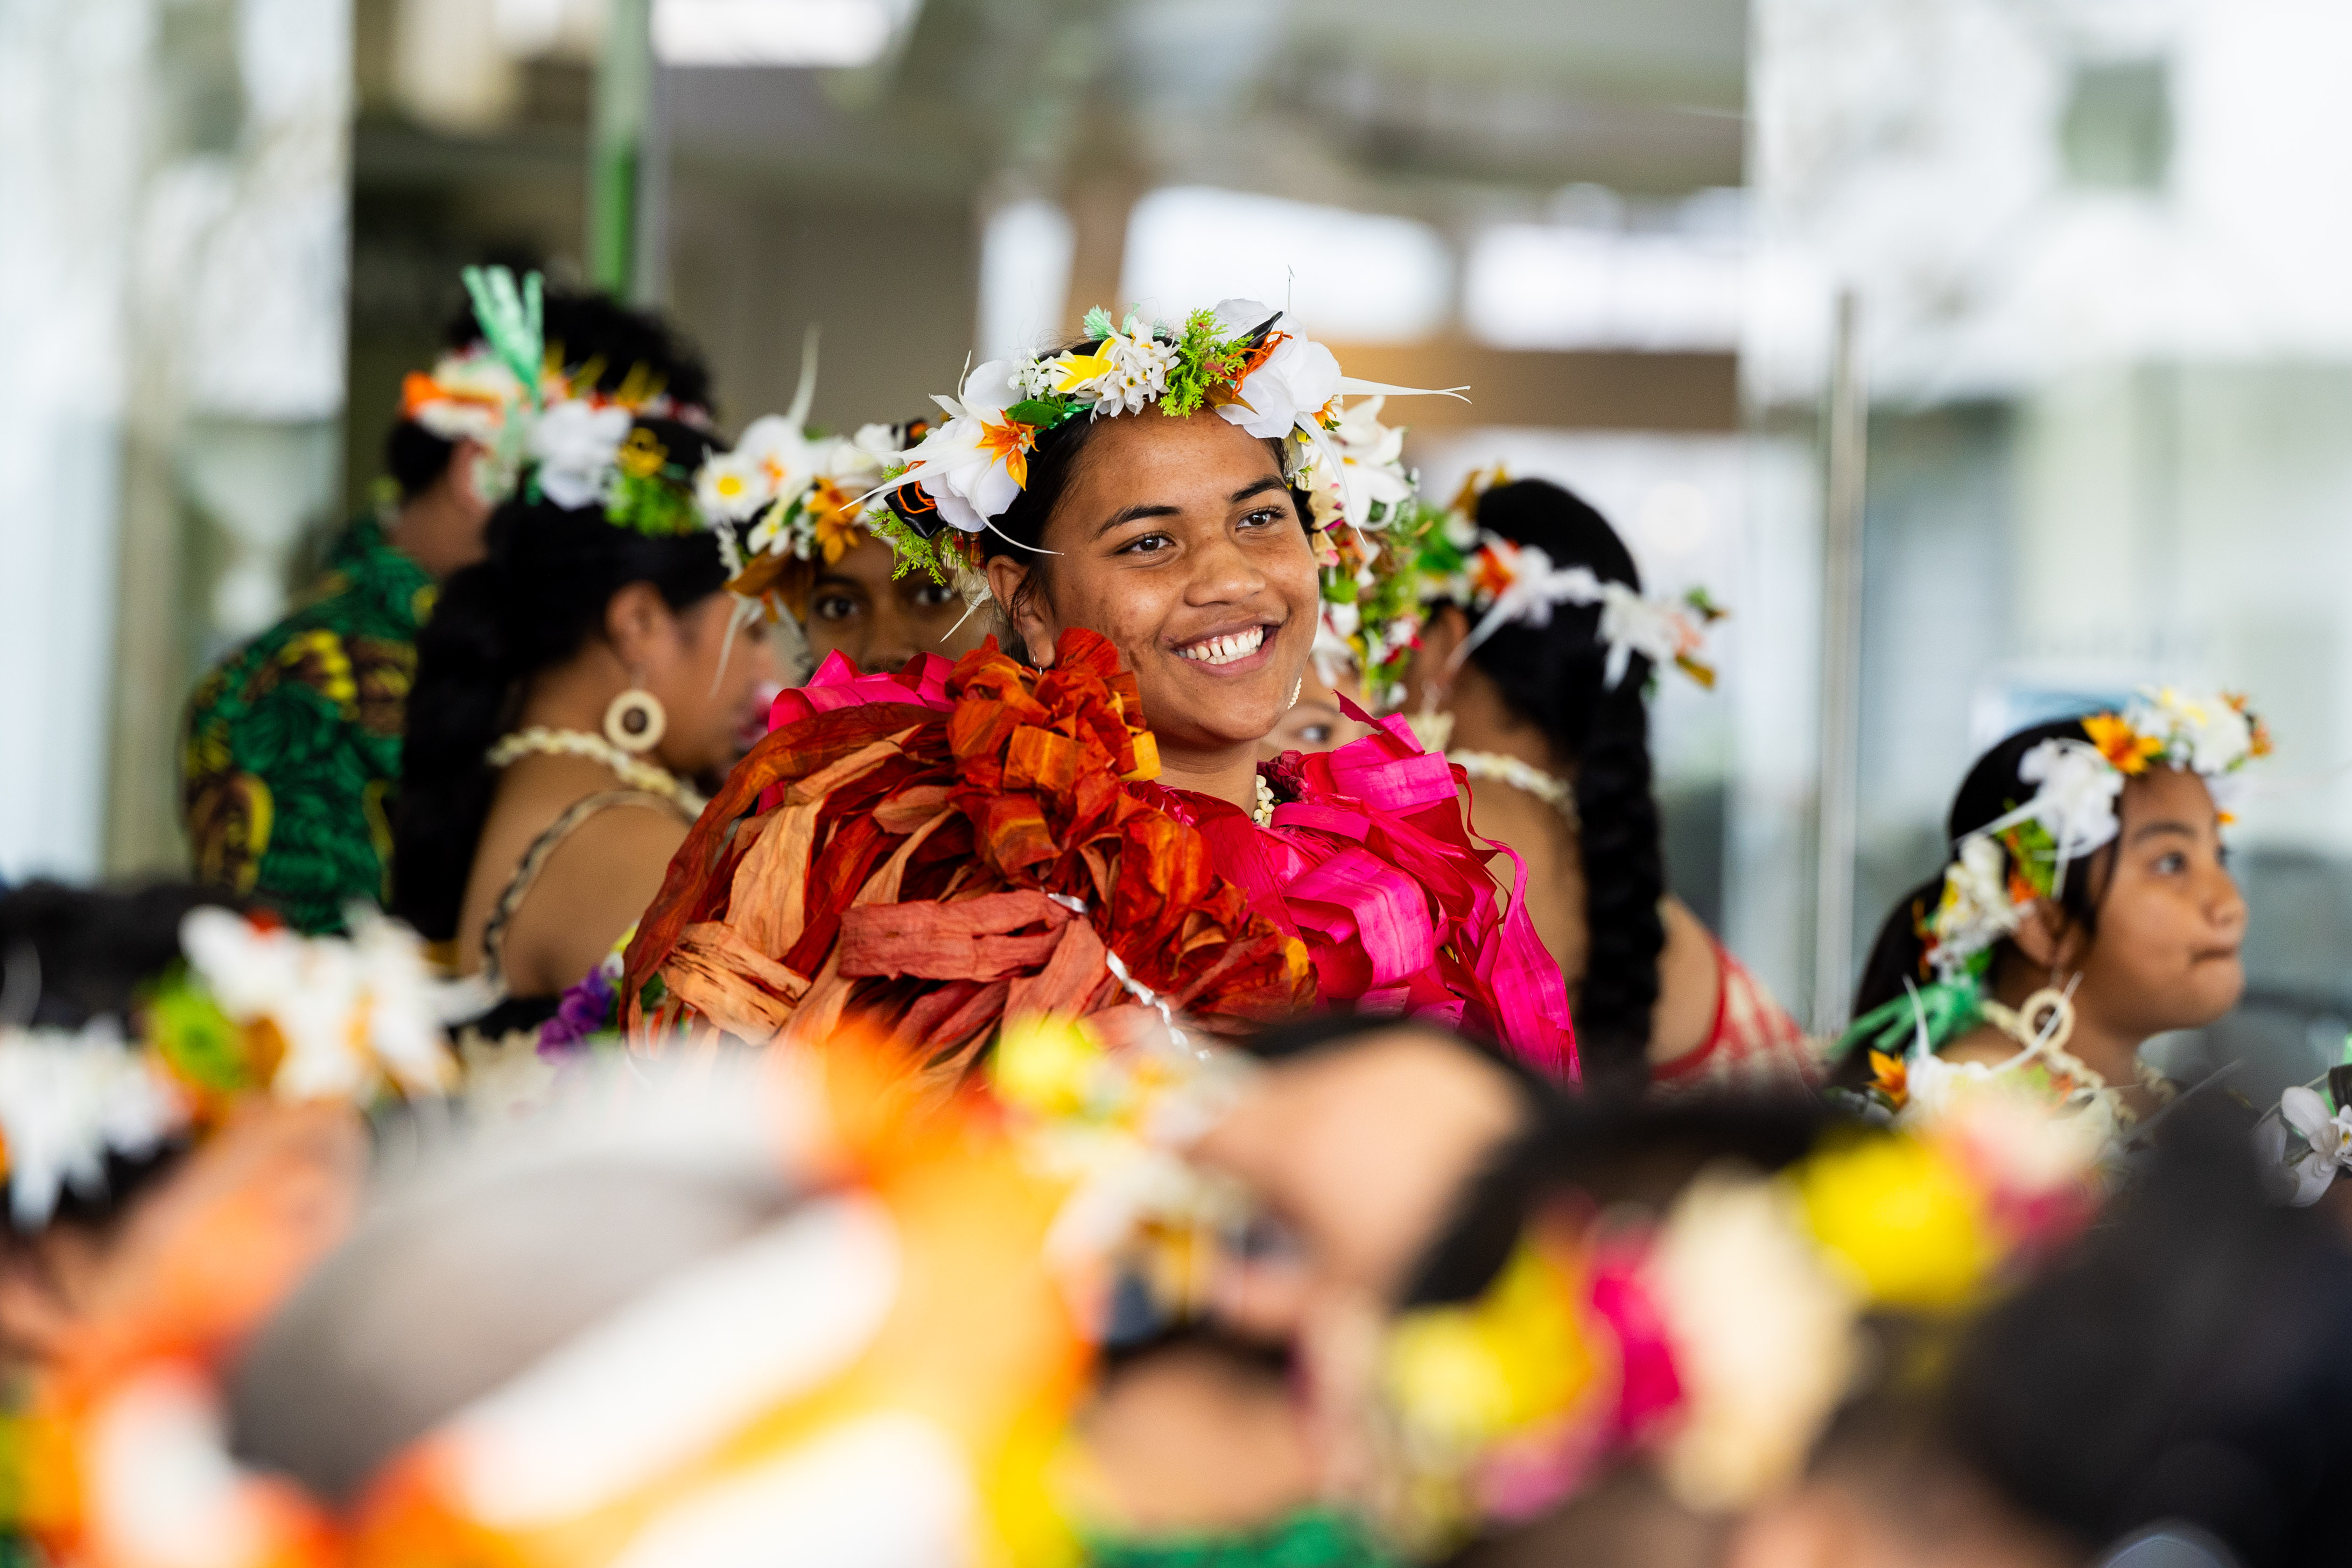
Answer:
[
  {"left": 805, "top": 479, "right": 869, "bottom": 565},
  {"left": 1868, "top": 1050, "right": 1909, "bottom": 1107},
  {"left": 977, "top": 418, "right": 1039, "bottom": 490},
  {"left": 2082, "top": 713, "right": 2162, "bottom": 775}
]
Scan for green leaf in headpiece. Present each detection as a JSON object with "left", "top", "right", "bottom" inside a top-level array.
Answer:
[
  {"left": 144, "top": 968, "right": 254, "bottom": 1093},
  {"left": 462, "top": 265, "right": 547, "bottom": 411},
  {"left": 1081, "top": 305, "right": 1117, "bottom": 340}
]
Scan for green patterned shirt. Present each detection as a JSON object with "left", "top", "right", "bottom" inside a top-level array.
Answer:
[{"left": 181, "top": 516, "right": 437, "bottom": 934}]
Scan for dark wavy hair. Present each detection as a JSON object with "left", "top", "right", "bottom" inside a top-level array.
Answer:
[
  {"left": 1443, "top": 479, "right": 1663, "bottom": 1092},
  {"left": 886, "top": 339, "right": 1315, "bottom": 662},
  {"left": 0, "top": 881, "right": 242, "bottom": 1232},
  {"left": 384, "top": 290, "right": 716, "bottom": 503},
  {"left": 390, "top": 417, "right": 731, "bottom": 943}
]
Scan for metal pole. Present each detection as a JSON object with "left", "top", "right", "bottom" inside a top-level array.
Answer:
[
  {"left": 588, "top": 0, "right": 654, "bottom": 296},
  {"left": 1812, "top": 288, "right": 1867, "bottom": 1033}
]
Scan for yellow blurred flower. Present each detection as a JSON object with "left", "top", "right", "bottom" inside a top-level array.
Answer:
[
  {"left": 1793, "top": 1133, "right": 1996, "bottom": 1311},
  {"left": 1385, "top": 1240, "right": 1594, "bottom": 1452},
  {"left": 989, "top": 1015, "right": 1106, "bottom": 1121}
]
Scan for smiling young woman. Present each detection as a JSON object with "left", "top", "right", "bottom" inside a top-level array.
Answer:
[{"left": 611, "top": 301, "right": 1576, "bottom": 1078}]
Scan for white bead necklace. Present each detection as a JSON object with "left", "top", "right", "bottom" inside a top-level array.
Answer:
[
  {"left": 486, "top": 727, "right": 707, "bottom": 815},
  {"left": 1447, "top": 750, "right": 1578, "bottom": 826}
]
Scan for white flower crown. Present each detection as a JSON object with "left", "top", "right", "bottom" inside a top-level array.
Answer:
[
  {"left": 0, "top": 906, "right": 459, "bottom": 1230},
  {"left": 1444, "top": 532, "right": 1723, "bottom": 690},
  {"left": 1922, "top": 687, "right": 2270, "bottom": 979},
  {"left": 865, "top": 299, "right": 1465, "bottom": 545}
]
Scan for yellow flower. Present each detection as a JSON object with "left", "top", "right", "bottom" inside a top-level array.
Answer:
[
  {"left": 806, "top": 480, "right": 869, "bottom": 565},
  {"left": 616, "top": 426, "right": 669, "bottom": 480},
  {"left": 1792, "top": 1133, "right": 1996, "bottom": 1311},
  {"left": 2082, "top": 712, "right": 2162, "bottom": 775},
  {"left": 1385, "top": 1240, "right": 1593, "bottom": 1451},
  {"left": 1048, "top": 344, "right": 1119, "bottom": 394},
  {"left": 989, "top": 1015, "right": 1106, "bottom": 1121}
]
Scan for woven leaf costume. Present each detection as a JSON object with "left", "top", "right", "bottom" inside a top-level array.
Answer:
[
  {"left": 622, "top": 631, "right": 1316, "bottom": 1062},
  {"left": 620, "top": 630, "right": 1577, "bottom": 1076}
]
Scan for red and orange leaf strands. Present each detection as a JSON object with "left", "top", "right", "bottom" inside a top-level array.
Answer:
[{"left": 624, "top": 631, "right": 1311, "bottom": 1063}]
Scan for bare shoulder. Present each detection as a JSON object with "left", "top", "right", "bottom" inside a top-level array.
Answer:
[
  {"left": 1647, "top": 896, "right": 1725, "bottom": 1065},
  {"left": 497, "top": 800, "right": 692, "bottom": 995}
]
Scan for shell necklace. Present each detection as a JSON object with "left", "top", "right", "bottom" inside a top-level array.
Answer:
[
  {"left": 486, "top": 728, "right": 707, "bottom": 815},
  {"left": 1447, "top": 750, "right": 1578, "bottom": 827}
]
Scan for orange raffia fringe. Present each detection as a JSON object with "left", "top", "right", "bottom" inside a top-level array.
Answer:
[{"left": 621, "top": 630, "right": 1314, "bottom": 1061}]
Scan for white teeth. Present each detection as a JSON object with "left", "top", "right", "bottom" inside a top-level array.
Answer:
[{"left": 1178, "top": 626, "right": 1267, "bottom": 667}]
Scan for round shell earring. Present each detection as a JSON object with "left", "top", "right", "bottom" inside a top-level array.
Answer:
[{"left": 603, "top": 687, "right": 667, "bottom": 754}]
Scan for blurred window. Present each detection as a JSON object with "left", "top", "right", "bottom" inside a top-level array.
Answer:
[
  {"left": 978, "top": 200, "right": 1076, "bottom": 360},
  {"left": 1118, "top": 187, "right": 1451, "bottom": 343},
  {"left": 652, "top": 0, "right": 918, "bottom": 68},
  {"left": 2062, "top": 58, "right": 2172, "bottom": 191}
]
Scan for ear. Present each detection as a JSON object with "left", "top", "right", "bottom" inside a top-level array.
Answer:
[
  {"left": 984, "top": 555, "right": 1056, "bottom": 668},
  {"left": 603, "top": 581, "right": 676, "bottom": 674},
  {"left": 2008, "top": 897, "right": 2088, "bottom": 972}
]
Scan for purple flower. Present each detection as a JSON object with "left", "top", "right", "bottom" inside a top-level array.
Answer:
[{"left": 540, "top": 962, "right": 617, "bottom": 1056}]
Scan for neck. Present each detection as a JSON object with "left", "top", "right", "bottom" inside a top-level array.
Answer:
[
  {"left": 1988, "top": 961, "right": 2145, "bottom": 1098},
  {"left": 383, "top": 482, "right": 483, "bottom": 581},
  {"left": 516, "top": 646, "right": 629, "bottom": 742},
  {"left": 1154, "top": 739, "right": 1262, "bottom": 814},
  {"left": 1441, "top": 663, "right": 1571, "bottom": 776}
]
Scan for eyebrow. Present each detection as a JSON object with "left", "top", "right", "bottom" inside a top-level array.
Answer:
[
  {"left": 2126, "top": 819, "right": 2200, "bottom": 845},
  {"left": 1093, "top": 475, "right": 1294, "bottom": 539}
]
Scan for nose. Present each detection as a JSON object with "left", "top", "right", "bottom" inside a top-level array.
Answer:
[
  {"left": 2207, "top": 859, "right": 2250, "bottom": 937},
  {"left": 1184, "top": 528, "right": 1270, "bottom": 608},
  {"left": 856, "top": 604, "right": 918, "bottom": 675}
]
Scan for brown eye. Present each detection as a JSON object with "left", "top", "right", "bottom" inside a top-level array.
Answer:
[
  {"left": 912, "top": 580, "right": 955, "bottom": 609},
  {"left": 813, "top": 592, "right": 861, "bottom": 622}
]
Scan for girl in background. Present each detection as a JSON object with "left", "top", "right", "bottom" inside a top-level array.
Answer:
[
  {"left": 1833, "top": 695, "right": 2257, "bottom": 1134},
  {"left": 1402, "top": 477, "right": 1807, "bottom": 1093}
]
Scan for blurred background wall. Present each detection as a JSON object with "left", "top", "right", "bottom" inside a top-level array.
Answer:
[{"left": 4, "top": 0, "right": 2347, "bottom": 1098}]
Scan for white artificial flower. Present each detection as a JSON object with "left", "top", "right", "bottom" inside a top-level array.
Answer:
[
  {"left": 178, "top": 908, "right": 454, "bottom": 1106},
  {"left": 407, "top": 347, "right": 526, "bottom": 446},
  {"left": 1297, "top": 396, "right": 1413, "bottom": 531},
  {"left": 2016, "top": 738, "right": 2126, "bottom": 862},
  {"left": 1458, "top": 538, "right": 1609, "bottom": 669},
  {"left": 1595, "top": 583, "right": 1704, "bottom": 690},
  {"left": 1928, "top": 834, "right": 2025, "bottom": 973},
  {"left": 343, "top": 905, "right": 461, "bottom": 1097},
  {"left": 1648, "top": 1169, "right": 1859, "bottom": 1511},
  {"left": 529, "top": 400, "right": 631, "bottom": 510},
  {"left": 828, "top": 425, "right": 902, "bottom": 487},
  {"left": 2258, "top": 1086, "right": 2352, "bottom": 1206},
  {"left": 894, "top": 358, "right": 1031, "bottom": 531},
  {"left": 1042, "top": 327, "right": 1179, "bottom": 417},
  {"left": 2132, "top": 687, "right": 2254, "bottom": 775},
  {"left": 0, "top": 1025, "right": 188, "bottom": 1228},
  {"left": 1218, "top": 330, "right": 1345, "bottom": 441},
  {"left": 695, "top": 448, "right": 775, "bottom": 526}
]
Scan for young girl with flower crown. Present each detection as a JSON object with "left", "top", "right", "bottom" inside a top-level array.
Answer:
[
  {"left": 1830, "top": 690, "right": 2262, "bottom": 1138},
  {"left": 615, "top": 300, "right": 1577, "bottom": 1075}
]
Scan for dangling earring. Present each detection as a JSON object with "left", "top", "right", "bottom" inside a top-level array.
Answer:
[
  {"left": 1407, "top": 678, "right": 1455, "bottom": 754},
  {"left": 603, "top": 679, "right": 667, "bottom": 754}
]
